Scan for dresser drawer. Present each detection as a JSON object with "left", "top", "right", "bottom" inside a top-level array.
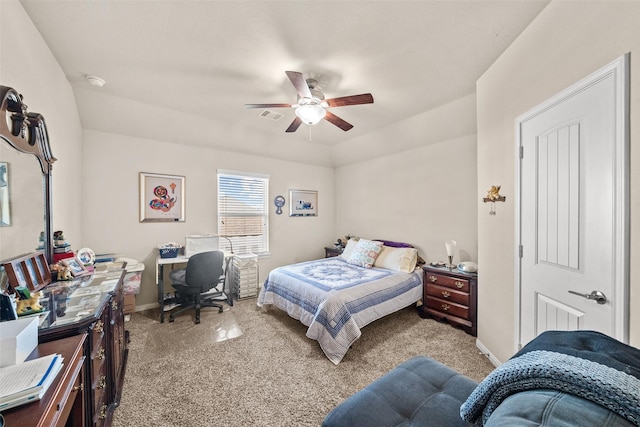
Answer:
[
  {"left": 424, "top": 272, "right": 469, "bottom": 292},
  {"left": 425, "top": 296, "right": 469, "bottom": 320},
  {"left": 425, "top": 283, "right": 469, "bottom": 306}
]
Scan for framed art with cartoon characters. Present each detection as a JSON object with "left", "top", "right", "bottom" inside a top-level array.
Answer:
[{"left": 139, "top": 172, "right": 185, "bottom": 222}]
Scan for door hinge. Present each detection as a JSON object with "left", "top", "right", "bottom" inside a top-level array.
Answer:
[
  {"left": 519, "top": 146, "right": 524, "bottom": 159},
  {"left": 519, "top": 245, "right": 523, "bottom": 258}
]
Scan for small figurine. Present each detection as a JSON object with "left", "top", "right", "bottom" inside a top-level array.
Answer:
[
  {"left": 486, "top": 185, "right": 502, "bottom": 201},
  {"left": 50, "top": 262, "right": 73, "bottom": 281},
  {"left": 16, "top": 291, "right": 43, "bottom": 315}
]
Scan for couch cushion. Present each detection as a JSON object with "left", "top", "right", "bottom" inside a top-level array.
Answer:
[
  {"left": 485, "top": 390, "right": 635, "bottom": 427},
  {"left": 322, "top": 356, "right": 478, "bottom": 427}
]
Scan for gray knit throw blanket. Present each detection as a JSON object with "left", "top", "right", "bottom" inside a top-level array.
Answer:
[{"left": 460, "top": 331, "right": 640, "bottom": 426}]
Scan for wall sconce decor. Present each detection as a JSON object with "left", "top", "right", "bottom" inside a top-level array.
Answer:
[{"left": 483, "top": 185, "right": 506, "bottom": 215}]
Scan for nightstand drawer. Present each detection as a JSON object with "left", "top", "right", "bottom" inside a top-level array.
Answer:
[
  {"left": 425, "top": 296, "right": 469, "bottom": 320},
  {"left": 424, "top": 273, "right": 469, "bottom": 292},
  {"left": 425, "top": 284, "right": 469, "bottom": 306}
]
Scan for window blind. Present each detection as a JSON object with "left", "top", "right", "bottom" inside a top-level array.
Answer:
[{"left": 217, "top": 171, "right": 269, "bottom": 256}]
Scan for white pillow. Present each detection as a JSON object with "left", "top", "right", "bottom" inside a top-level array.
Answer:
[
  {"left": 373, "top": 246, "right": 418, "bottom": 273},
  {"left": 346, "top": 239, "right": 383, "bottom": 268},
  {"left": 340, "top": 238, "right": 359, "bottom": 260}
]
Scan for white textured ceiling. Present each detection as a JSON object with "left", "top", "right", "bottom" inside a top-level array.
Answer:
[{"left": 20, "top": 0, "right": 549, "bottom": 167}]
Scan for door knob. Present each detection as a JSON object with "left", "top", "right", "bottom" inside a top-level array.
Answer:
[{"left": 568, "top": 290, "right": 607, "bottom": 304}]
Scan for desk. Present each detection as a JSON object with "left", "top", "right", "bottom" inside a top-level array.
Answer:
[
  {"left": 155, "top": 255, "right": 233, "bottom": 323},
  {"left": 1, "top": 334, "right": 86, "bottom": 427}
]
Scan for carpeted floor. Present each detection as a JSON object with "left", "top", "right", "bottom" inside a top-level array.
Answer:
[{"left": 112, "top": 299, "right": 495, "bottom": 427}]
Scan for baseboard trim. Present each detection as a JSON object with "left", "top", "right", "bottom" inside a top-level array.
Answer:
[{"left": 475, "top": 338, "right": 502, "bottom": 368}]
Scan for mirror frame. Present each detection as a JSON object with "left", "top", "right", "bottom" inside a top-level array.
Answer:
[{"left": 0, "top": 85, "right": 56, "bottom": 263}]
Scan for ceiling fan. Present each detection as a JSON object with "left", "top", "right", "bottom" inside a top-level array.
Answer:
[{"left": 245, "top": 71, "right": 374, "bottom": 133}]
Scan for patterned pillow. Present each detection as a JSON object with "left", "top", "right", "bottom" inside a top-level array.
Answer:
[{"left": 346, "top": 239, "right": 383, "bottom": 268}]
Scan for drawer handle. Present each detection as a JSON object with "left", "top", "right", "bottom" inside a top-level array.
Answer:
[
  {"left": 441, "top": 303, "right": 450, "bottom": 311},
  {"left": 429, "top": 275, "right": 438, "bottom": 283},
  {"left": 72, "top": 383, "right": 84, "bottom": 392},
  {"left": 441, "top": 291, "right": 450, "bottom": 298},
  {"left": 98, "top": 375, "right": 106, "bottom": 389},
  {"left": 94, "top": 320, "right": 104, "bottom": 334},
  {"left": 96, "top": 347, "right": 105, "bottom": 360},
  {"left": 99, "top": 404, "right": 108, "bottom": 420},
  {"left": 454, "top": 281, "right": 464, "bottom": 289}
]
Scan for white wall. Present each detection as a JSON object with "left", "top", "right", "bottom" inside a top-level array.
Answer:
[
  {"left": 477, "top": 0, "right": 640, "bottom": 363},
  {"left": 335, "top": 99, "right": 478, "bottom": 264},
  {"left": 0, "top": 0, "right": 83, "bottom": 252},
  {"left": 81, "top": 130, "right": 335, "bottom": 308}
]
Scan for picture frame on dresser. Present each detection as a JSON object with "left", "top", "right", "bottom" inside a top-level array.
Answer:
[
  {"left": 2, "top": 251, "right": 52, "bottom": 292},
  {"left": 139, "top": 172, "right": 186, "bottom": 222},
  {"left": 63, "top": 257, "right": 89, "bottom": 277}
]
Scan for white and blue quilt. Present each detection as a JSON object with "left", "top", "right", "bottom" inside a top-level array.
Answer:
[{"left": 257, "top": 257, "right": 423, "bottom": 364}]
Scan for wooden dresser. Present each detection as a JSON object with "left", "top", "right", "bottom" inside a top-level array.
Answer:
[
  {"left": 420, "top": 265, "right": 477, "bottom": 336},
  {"left": 34, "top": 262, "right": 129, "bottom": 426},
  {"left": 1, "top": 334, "right": 87, "bottom": 427}
]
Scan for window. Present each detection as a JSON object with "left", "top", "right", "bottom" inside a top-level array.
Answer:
[{"left": 217, "top": 170, "right": 269, "bottom": 256}]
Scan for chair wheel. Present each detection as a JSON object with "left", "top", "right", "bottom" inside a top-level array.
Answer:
[
  {"left": 218, "top": 307, "right": 223, "bottom": 313},
  {"left": 169, "top": 316, "right": 175, "bottom": 322}
]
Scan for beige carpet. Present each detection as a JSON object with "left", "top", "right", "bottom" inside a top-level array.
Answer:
[{"left": 112, "top": 299, "right": 495, "bottom": 427}]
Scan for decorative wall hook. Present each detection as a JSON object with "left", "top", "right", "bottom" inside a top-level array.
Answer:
[{"left": 483, "top": 185, "right": 506, "bottom": 215}]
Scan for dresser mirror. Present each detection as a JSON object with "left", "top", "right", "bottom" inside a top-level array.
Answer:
[{"left": 0, "top": 86, "right": 56, "bottom": 272}]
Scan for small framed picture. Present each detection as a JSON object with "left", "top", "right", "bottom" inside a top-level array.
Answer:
[
  {"left": 139, "top": 172, "right": 186, "bottom": 222},
  {"left": 289, "top": 189, "right": 318, "bottom": 217},
  {"left": 64, "top": 258, "right": 89, "bottom": 277}
]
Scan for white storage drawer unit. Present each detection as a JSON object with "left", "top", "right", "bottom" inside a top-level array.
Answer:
[{"left": 232, "top": 254, "right": 258, "bottom": 299}]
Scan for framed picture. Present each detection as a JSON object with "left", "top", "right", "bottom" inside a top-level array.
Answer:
[
  {"left": 289, "top": 189, "right": 318, "bottom": 217},
  {"left": 139, "top": 172, "right": 185, "bottom": 222},
  {"left": 2, "top": 252, "right": 52, "bottom": 292},
  {"left": 63, "top": 258, "right": 89, "bottom": 277}
]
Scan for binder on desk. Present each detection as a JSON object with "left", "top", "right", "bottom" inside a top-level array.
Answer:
[{"left": 0, "top": 353, "right": 64, "bottom": 411}]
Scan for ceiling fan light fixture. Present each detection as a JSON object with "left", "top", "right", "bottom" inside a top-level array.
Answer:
[{"left": 295, "top": 104, "right": 326, "bottom": 125}]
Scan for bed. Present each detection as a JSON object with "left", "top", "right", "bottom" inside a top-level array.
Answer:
[{"left": 257, "top": 239, "right": 423, "bottom": 364}]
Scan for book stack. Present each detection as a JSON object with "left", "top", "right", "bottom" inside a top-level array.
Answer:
[
  {"left": 53, "top": 242, "right": 71, "bottom": 254},
  {"left": 0, "top": 353, "right": 64, "bottom": 411},
  {"left": 53, "top": 230, "right": 74, "bottom": 263}
]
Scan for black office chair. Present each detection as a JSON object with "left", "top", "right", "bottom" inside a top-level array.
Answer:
[{"left": 168, "top": 251, "right": 226, "bottom": 324}]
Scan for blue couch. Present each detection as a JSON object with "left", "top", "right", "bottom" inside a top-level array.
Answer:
[{"left": 323, "top": 331, "right": 640, "bottom": 427}]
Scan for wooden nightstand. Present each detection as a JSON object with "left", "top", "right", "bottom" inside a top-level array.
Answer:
[
  {"left": 420, "top": 265, "right": 477, "bottom": 336},
  {"left": 324, "top": 246, "right": 344, "bottom": 258}
]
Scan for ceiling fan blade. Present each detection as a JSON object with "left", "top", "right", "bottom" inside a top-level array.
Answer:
[
  {"left": 285, "top": 117, "right": 303, "bottom": 133},
  {"left": 324, "top": 111, "right": 353, "bottom": 131},
  {"left": 245, "top": 103, "right": 292, "bottom": 109},
  {"left": 325, "top": 93, "right": 374, "bottom": 108},
  {"left": 285, "top": 71, "right": 312, "bottom": 99}
]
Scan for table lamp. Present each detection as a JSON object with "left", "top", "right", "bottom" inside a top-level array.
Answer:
[{"left": 445, "top": 240, "right": 457, "bottom": 270}]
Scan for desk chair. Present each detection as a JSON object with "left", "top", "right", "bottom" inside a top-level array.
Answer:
[{"left": 168, "top": 251, "right": 226, "bottom": 324}]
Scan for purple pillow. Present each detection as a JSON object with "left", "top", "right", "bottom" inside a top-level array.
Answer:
[{"left": 374, "top": 239, "right": 413, "bottom": 248}]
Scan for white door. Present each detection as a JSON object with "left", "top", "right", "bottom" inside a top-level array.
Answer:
[{"left": 516, "top": 54, "right": 629, "bottom": 349}]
